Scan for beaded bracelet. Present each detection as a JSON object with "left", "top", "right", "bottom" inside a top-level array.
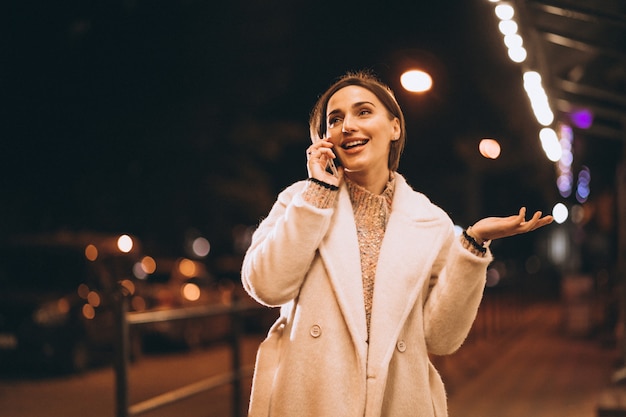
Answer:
[
  {"left": 462, "top": 229, "right": 487, "bottom": 255},
  {"left": 307, "top": 177, "right": 339, "bottom": 191}
]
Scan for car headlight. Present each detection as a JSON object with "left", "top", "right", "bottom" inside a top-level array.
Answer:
[{"left": 33, "top": 298, "right": 71, "bottom": 327}]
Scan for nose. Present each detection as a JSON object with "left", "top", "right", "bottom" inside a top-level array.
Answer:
[{"left": 341, "top": 114, "right": 356, "bottom": 134}]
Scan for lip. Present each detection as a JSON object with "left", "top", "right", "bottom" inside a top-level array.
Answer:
[{"left": 340, "top": 139, "right": 369, "bottom": 152}]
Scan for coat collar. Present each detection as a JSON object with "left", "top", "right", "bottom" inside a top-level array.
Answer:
[{"left": 318, "top": 174, "right": 451, "bottom": 368}]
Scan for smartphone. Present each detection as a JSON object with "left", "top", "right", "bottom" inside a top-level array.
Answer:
[{"left": 317, "top": 136, "right": 340, "bottom": 177}]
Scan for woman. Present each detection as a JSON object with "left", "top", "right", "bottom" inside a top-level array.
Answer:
[{"left": 241, "top": 71, "right": 552, "bottom": 417}]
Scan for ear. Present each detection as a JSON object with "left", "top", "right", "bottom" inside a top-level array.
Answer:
[{"left": 391, "top": 117, "right": 401, "bottom": 141}]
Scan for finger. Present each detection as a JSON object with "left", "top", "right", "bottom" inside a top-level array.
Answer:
[
  {"left": 522, "top": 212, "right": 551, "bottom": 233},
  {"left": 525, "top": 211, "right": 542, "bottom": 223},
  {"left": 521, "top": 211, "right": 542, "bottom": 229},
  {"left": 507, "top": 207, "right": 526, "bottom": 227},
  {"left": 519, "top": 207, "right": 527, "bottom": 220},
  {"left": 530, "top": 215, "right": 554, "bottom": 231},
  {"left": 504, "top": 209, "right": 526, "bottom": 227}
]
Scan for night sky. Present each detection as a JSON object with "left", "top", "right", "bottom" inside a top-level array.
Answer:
[{"left": 4, "top": 0, "right": 552, "bottom": 258}]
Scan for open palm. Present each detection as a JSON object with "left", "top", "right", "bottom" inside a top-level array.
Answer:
[{"left": 470, "top": 207, "right": 554, "bottom": 243}]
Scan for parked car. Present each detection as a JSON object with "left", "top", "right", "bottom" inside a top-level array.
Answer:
[
  {"left": 138, "top": 257, "right": 236, "bottom": 349},
  {"left": 0, "top": 232, "right": 146, "bottom": 374}
]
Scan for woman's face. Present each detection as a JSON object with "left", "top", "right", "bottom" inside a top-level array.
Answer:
[{"left": 326, "top": 85, "right": 400, "bottom": 176}]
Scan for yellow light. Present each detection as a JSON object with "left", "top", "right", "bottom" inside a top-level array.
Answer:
[
  {"left": 82, "top": 304, "right": 96, "bottom": 320},
  {"left": 85, "top": 244, "right": 98, "bottom": 261},
  {"left": 117, "top": 235, "right": 133, "bottom": 253},
  {"left": 77, "top": 283, "right": 90, "bottom": 299},
  {"left": 141, "top": 256, "right": 157, "bottom": 274},
  {"left": 178, "top": 258, "right": 197, "bottom": 278},
  {"left": 479, "top": 138, "right": 501, "bottom": 159},
  {"left": 120, "top": 279, "right": 136, "bottom": 296},
  {"left": 181, "top": 283, "right": 201, "bottom": 301},
  {"left": 131, "top": 296, "right": 146, "bottom": 311},
  {"left": 400, "top": 70, "right": 432, "bottom": 93},
  {"left": 87, "top": 291, "right": 101, "bottom": 307},
  {"left": 57, "top": 298, "right": 70, "bottom": 314}
]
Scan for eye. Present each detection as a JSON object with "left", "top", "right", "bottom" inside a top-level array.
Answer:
[
  {"left": 328, "top": 116, "right": 342, "bottom": 128},
  {"left": 358, "top": 108, "right": 372, "bottom": 116}
]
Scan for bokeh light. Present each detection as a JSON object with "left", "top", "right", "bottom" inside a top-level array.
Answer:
[
  {"left": 479, "top": 138, "right": 501, "bottom": 159},
  {"left": 141, "top": 256, "right": 157, "bottom": 274},
  {"left": 552, "top": 203, "right": 568, "bottom": 224},
  {"left": 117, "top": 235, "right": 133, "bottom": 253},
  {"left": 84, "top": 244, "right": 98, "bottom": 261},
  {"left": 192, "top": 237, "right": 211, "bottom": 258},
  {"left": 571, "top": 108, "right": 593, "bottom": 129},
  {"left": 178, "top": 258, "right": 197, "bottom": 278},
  {"left": 495, "top": 4, "right": 515, "bottom": 20},
  {"left": 400, "top": 70, "right": 433, "bottom": 93},
  {"left": 539, "top": 128, "right": 562, "bottom": 162},
  {"left": 182, "top": 282, "right": 201, "bottom": 301}
]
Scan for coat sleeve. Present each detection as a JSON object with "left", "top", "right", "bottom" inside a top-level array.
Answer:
[
  {"left": 422, "top": 227, "right": 492, "bottom": 355},
  {"left": 241, "top": 181, "right": 336, "bottom": 307}
]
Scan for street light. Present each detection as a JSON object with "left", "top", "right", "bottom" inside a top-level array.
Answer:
[{"left": 400, "top": 69, "right": 432, "bottom": 93}]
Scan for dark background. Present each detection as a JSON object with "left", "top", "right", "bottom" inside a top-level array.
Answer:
[{"left": 4, "top": 0, "right": 559, "bottom": 260}]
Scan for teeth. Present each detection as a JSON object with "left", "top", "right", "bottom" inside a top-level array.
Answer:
[{"left": 343, "top": 140, "right": 368, "bottom": 149}]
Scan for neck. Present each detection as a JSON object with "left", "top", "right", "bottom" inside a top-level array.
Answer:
[{"left": 345, "top": 169, "right": 391, "bottom": 195}]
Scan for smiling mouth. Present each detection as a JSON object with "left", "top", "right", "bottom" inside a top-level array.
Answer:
[{"left": 341, "top": 139, "right": 369, "bottom": 150}]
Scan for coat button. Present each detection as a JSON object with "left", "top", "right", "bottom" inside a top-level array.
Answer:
[
  {"left": 396, "top": 340, "right": 406, "bottom": 352},
  {"left": 310, "top": 325, "right": 322, "bottom": 338}
]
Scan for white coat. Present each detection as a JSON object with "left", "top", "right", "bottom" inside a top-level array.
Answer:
[{"left": 241, "top": 173, "right": 492, "bottom": 417}]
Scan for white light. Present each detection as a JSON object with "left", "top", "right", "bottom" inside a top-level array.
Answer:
[
  {"left": 498, "top": 20, "right": 518, "bottom": 35},
  {"left": 508, "top": 46, "right": 527, "bottom": 63},
  {"left": 133, "top": 262, "right": 148, "bottom": 279},
  {"left": 400, "top": 70, "right": 433, "bottom": 93},
  {"left": 504, "top": 33, "right": 523, "bottom": 49},
  {"left": 523, "top": 71, "right": 554, "bottom": 126},
  {"left": 552, "top": 203, "right": 569, "bottom": 224},
  {"left": 191, "top": 237, "right": 211, "bottom": 258},
  {"left": 495, "top": 4, "right": 515, "bottom": 20},
  {"left": 117, "top": 235, "right": 133, "bottom": 253},
  {"left": 540, "top": 128, "right": 562, "bottom": 162},
  {"left": 534, "top": 104, "right": 554, "bottom": 126},
  {"left": 523, "top": 71, "right": 542, "bottom": 84}
]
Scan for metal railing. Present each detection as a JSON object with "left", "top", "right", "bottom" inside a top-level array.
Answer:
[{"left": 112, "top": 292, "right": 263, "bottom": 417}]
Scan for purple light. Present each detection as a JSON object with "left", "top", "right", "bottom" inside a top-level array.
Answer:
[{"left": 571, "top": 109, "right": 593, "bottom": 129}]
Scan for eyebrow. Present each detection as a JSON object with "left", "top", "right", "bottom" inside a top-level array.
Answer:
[{"left": 327, "top": 101, "right": 377, "bottom": 118}]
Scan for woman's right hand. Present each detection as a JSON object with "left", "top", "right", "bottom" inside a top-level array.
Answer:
[{"left": 306, "top": 138, "right": 343, "bottom": 187}]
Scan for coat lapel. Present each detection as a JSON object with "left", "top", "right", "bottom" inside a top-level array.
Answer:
[
  {"left": 367, "top": 176, "right": 450, "bottom": 371},
  {"left": 318, "top": 185, "right": 369, "bottom": 350},
  {"left": 317, "top": 175, "right": 451, "bottom": 370}
]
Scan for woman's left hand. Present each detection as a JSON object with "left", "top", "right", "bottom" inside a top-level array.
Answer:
[{"left": 467, "top": 207, "right": 554, "bottom": 244}]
